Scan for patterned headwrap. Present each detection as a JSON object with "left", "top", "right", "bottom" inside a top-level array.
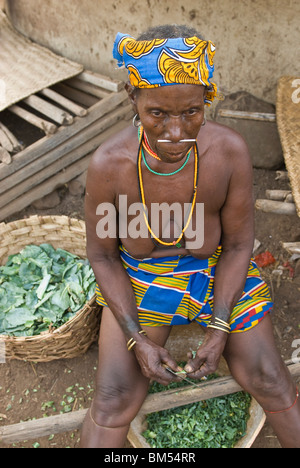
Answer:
[{"left": 113, "top": 32, "right": 218, "bottom": 106}]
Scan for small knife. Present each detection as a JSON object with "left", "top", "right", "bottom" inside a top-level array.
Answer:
[{"left": 164, "top": 365, "right": 207, "bottom": 388}]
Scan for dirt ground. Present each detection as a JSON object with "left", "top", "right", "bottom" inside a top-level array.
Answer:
[{"left": 0, "top": 161, "right": 300, "bottom": 449}]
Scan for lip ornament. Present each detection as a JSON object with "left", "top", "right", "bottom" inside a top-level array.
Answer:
[{"left": 157, "top": 139, "right": 197, "bottom": 143}]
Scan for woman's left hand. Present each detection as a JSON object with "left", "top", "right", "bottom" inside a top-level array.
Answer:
[{"left": 184, "top": 328, "right": 228, "bottom": 380}]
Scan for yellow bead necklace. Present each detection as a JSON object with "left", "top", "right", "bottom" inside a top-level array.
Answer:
[{"left": 137, "top": 134, "right": 199, "bottom": 248}]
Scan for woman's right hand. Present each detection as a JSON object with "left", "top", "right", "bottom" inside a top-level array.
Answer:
[{"left": 133, "top": 336, "right": 181, "bottom": 386}]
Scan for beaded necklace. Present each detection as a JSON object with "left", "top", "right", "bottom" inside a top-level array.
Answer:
[
  {"left": 143, "top": 132, "right": 161, "bottom": 161},
  {"left": 141, "top": 147, "right": 192, "bottom": 177},
  {"left": 137, "top": 134, "right": 199, "bottom": 248},
  {"left": 139, "top": 127, "right": 192, "bottom": 176}
]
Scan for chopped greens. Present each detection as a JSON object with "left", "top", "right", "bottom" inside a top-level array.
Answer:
[
  {"left": 0, "top": 244, "right": 96, "bottom": 336},
  {"left": 143, "top": 375, "right": 251, "bottom": 448}
]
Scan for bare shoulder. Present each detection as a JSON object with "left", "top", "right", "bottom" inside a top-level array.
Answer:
[
  {"left": 206, "top": 120, "right": 251, "bottom": 168},
  {"left": 85, "top": 124, "right": 138, "bottom": 204},
  {"left": 88, "top": 125, "right": 137, "bottom": 176}
]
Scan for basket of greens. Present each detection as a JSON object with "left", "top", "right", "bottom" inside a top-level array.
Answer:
[{"left": 0, "top": 215, "right": 101, "bottom": 362}]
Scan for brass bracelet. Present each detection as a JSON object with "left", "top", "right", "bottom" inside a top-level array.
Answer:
[
  {"left": 207, "top": 323, "right": 230, "bottom": 334},
  {"left": 127, "top": 329, "right": 147, "bottom": 351},
  {"left": 214, "top": 317, "right": 231, "bottom": 330},
  {"left": 215, "top": 316, "right": 230, "bottom": 327},
  {"left": 127, "top": 338, "right": 137, "bottom": 351}
]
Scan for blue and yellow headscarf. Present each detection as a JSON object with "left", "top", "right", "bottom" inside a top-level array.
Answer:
[{"left": 113, "top": 32, "right": 218, "bottom": 106}]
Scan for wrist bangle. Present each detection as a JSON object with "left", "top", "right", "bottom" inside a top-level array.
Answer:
[
  {"left": 127, "top": 338, "right": 137, "bottom": 351},
  {"left": 210, "top": 316, "right": 231, "bottom": 332},
  {"left": 127, "top": 329, "right": 147, "bottom": 351},
  {"left": 214, "top": 317, "right": 231, "bottom": 329},
  {"left": 207, "top": 323, "right": 230, "bottom": 334}
]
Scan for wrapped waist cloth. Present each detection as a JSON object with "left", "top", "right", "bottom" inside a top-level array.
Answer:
[{"left": 95, "top": 245, "right": 273, "bottom": 333}]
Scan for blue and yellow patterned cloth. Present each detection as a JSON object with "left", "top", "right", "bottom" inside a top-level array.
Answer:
[
  {"left": 113, "top": 32, "right": 218, "bottom": 105},
  {"left": 96, "top": 245, "right": 273, "bottom": 332}
]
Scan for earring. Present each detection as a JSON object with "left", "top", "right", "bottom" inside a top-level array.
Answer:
[
  {"left": 202, "top": 115, "right": 206, "bottom": 126},
  {"left": 133, "top": 114, "right": 141, "bottom": 127}
]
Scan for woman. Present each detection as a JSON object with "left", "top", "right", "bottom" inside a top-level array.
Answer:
[{"left": 81, "top": 25, "right": 300, "bottom": 448}]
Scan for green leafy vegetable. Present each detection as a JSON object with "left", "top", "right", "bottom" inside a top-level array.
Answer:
[
  {"left": 143, "top": 374, "right": 251, "bottom": 449},
  {"left": 0, "top": 244, "right": 96, "bottom": 336}
]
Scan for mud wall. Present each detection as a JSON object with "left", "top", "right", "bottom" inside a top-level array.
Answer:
[{"left": 5, "top": 0, "right": 300, "bottom": 105}]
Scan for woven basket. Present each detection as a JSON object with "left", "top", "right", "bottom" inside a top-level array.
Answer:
[
  {"left": 276, "top": 76, "right": 300, "bottom": 217},
  {"left": 0, "top": 215, "right": 101, "bottom": 362}
]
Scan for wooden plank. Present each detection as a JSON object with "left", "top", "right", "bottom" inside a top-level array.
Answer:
[
  {"left": 53, "top": 83, "right": 98, "bottom": 107},
  {"left": 0, "top": 89, "right": 128, "bottom": 181},
  {"left": 0, "top": 361, "right": 299, "bottom": 445},
  {"left": 0, "top": 123, "right": 23, "bottom": 152},
  {"left": 23, "top": 94, "right": 74, "bottom": 125},
  {"left": 217, "top": 109, "right": 276, "bottom": 122},
  {"left": 0, "top": 104, "right": 132, "bottom": 210},
  {"left": 266, "top": 189, "right": 294, "bottom": 203},
  {"left": 143, "top": 375, "right": 243, "bottom": 415},
  {"left": 281, "top": 242, "right": 300, "bottom": 254},
  {"left": 66, "top": 78, "right": 110, "bottom": 99},
  {"left": 0, "top": 156, "right": 92, "bottom": 222},
  {"left": 143, "top": 360, "right": 299, "bottom": 414},
  {"left": 0, "top": 104, "right": 132, "bottom": 206},
  {"left": 0, "top": 120, "right": 129, "bottom": 221},
  {"left": 255, "top": 199, "right": 297, "bottom": 215},
  {"left": 8, "top": 104, "right": 57, "bottom": 135},
  {"left": 39, "top": 88, "right": 87, "bottom": 117},
  {"left": 0, "top": 409, "right": 87, "bottom": 444},
  {"left": 0, "top": 146, "right": 12, "bottom": 164},
  {"left": 0, "top": 127, "right": 13, "bottom": 152},
  {"left": 77, "top": 70, "right": 124, "bottom": 92}
]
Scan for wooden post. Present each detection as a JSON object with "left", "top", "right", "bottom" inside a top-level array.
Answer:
[
  {"left": 8, "top": 105, "right": 57, "bottom": 135},
  {"left": 281, "top": 242, "right": 300, "bottom": 254},
  {"left": 23, "top": 95, "right": 74, "bottom": 125},
  {"left": 77, "top": 70, "right": 124, "bottom": 92},
  {"left": 266, "top": 190, "right": 294, "bottom": 203},
  {"left": 255, "top": 199, "right": 297, "bottom": 215},
  {"left": 39, "top": 88, "right": 87, "bottom": 117},
  {"left": 53, "top": 83, "right": 98, "bottom": 107},
  {"left": 217, "top": 109, "right": 276, "bottom": 122},
  {"left": 66, "top": 78, "right": 110, "bottom": 99},
  {"left": 0, "top": 123, "right": 23, "bottom": 152},
  {"left": 0, "top": 146, "right": 12, "bottom": 164},
  {"left": 0, "top": 127, "right": 14, "bottom": 152}
]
